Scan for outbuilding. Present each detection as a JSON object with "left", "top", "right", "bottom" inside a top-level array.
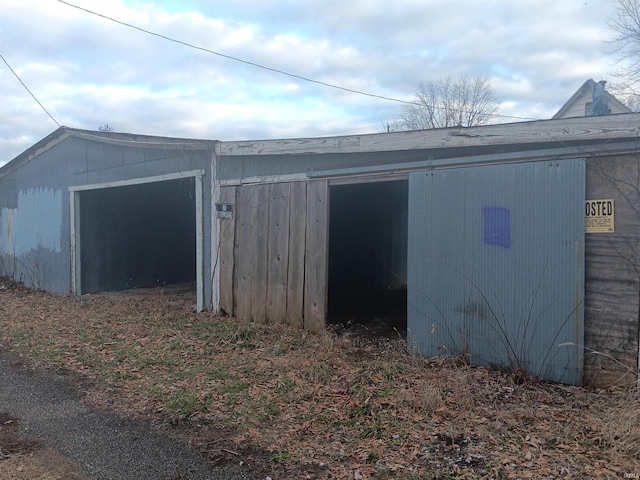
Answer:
[
  {"left": 0, "top": 127, "right": 216, "bottom": 311},
  {"left": 1, "top": 114, "right": 639, "bottom": 386},
  {"left": 214, "top": 113, "right": 640, "bottom": 386}
]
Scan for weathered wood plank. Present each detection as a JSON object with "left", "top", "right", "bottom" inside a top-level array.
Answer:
[
  {"left": 218, "top": 186, "right": 236, "bottom": 315},
  {"left": 584, "top": 155, "right": 640, "bottom": 386},
  {"left": 233, "top": 185, "right": 254, "bottom": 320},
  {"left": 286, "top": 182, "right": 307, "bottom": 327},
  {"left": 304, "top": 179, "right": 328, "bottom": 332},
  {"left": 266, "top": 182, "right": 291, "bottom": 323},
  {"left": 216, "top": 113, "right": 640, "bottom": 156},
  {"left": 250, "top": 184, "right": 269, "bottom": 322}
]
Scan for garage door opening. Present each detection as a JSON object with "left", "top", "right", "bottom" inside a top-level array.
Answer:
[
  {"left": 328, "top": 180, "right": 408, "bottom": 337},
  {"left": 70, "top": 171, "right": 204, "bottom": 309}
]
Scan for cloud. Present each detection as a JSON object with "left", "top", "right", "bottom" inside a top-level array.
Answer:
[{"left": 0, "top": 0, "right": 629, "bottom": 166}]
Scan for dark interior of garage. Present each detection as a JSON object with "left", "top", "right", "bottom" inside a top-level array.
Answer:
[
  {"left": 328, "top": 180, "right": 408, "bottom": 336},
  {"left": 79, "top": 178, "right": 196, "bottom": 293}
]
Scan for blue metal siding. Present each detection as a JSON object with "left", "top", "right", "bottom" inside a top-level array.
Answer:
[
  {"left": 0, "top": 188, "right": 63, "bottom": 256},
  {"left": 0, "top": 134, "right": 213, "bottom": 303},
  {"left": 408, "top": 160, "right": 585, "bottom": 385}
]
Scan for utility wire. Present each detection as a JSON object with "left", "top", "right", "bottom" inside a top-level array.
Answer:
[
  {"left": 57, "top": 0, "right": 539, "bottom": 123},
  {"left": 0, "top": 53, "right": 61, "bottom": 127},
  {"left": 57, "top": 0, "right": 409, "bottom": 105}
]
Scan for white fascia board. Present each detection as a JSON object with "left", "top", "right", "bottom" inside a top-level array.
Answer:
[{"left": 69, "top": 170, "right": 205, "bottom": 192}]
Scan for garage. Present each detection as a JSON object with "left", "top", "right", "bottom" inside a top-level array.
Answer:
[
  {"left": 75, "top": 177, "right": 196, "bottom": 293},
  {"left": 215, "top": 115, "right": 640, "bottom": 385},
  {"left": 2, "top": 117, "right": 638, "bottom": 386},
  {"left": 328, "top": 180, "right": 408, "bottom": 334},
  {"left": 69, "top": 169, "right": 206, "bottom": 311}
]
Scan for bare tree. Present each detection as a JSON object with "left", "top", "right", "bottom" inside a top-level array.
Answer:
[
  {"left": 98, "top": 123, "right": 114, "bottom": 132},
  {"left": 395, "top": 75, "right": 499, "bottom": 130},
  {"left": 607, "top": 0, "right": 640, "bottom": 110}
]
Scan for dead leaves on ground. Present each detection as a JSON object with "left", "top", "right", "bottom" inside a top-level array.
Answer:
[{"left": 0, "top": 287, "right": 638, "bottom": 479}]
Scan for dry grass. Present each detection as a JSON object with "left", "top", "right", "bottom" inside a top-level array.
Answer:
[
  {"left": 0, "top": 283, "right": 638, "bottom": 479},
  {"left": 0, "top": 412, "right": 87, "bottom": 480},
  {"left": 0, "top": 452, "right": 87, "bottom": 480},
  {"left": 599, "top": 388, "right": 640, "bottom": 459}
]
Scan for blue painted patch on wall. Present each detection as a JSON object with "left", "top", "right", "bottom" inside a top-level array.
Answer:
[{"left": 483, "top": 206, "right": 511, "bottom": 249}]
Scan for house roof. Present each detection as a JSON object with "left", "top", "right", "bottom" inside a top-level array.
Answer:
[{"left": 552, "top": 79, "right": 632, "bottom": 119}]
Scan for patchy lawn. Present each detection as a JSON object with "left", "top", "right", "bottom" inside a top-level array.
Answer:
[{"left": 0, "top": 281, "right": 638, "bottom": 479}]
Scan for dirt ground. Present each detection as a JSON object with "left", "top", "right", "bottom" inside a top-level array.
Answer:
[
  {"left": 0, "top": 412, "right": 88, "bottom": 480},
  {"left": 0, "top": 279, "right": 639, "bottom": 479}
]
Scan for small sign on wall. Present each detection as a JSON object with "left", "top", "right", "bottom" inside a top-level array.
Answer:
[
  {"left": 216, "top": 203, "right": 233, "bottom": 220},
  {"left": 585, "top": 199, "right": 614, "bottom": 233}
]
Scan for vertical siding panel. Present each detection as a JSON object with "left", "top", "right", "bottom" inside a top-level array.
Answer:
[
  {"left": 462, "top": 161, "right": 585, "bottom": 383},
  {"left": 304, "top": 179, "right": 328, "bottom": 332},
  {"left": 286, "top": 182, "right": 307, "bottom": 327},
  {"left": 409, "top": 160, "right": 585, "bottom": 385},
  {"left": 218, "top": 186, "right": 236, "bottom": 315},
  {"left": 250, "top": 184, "right": 269, "bottom": 322},
  {"left": 584, "top": 155, "right": 640, "bottom": 385},
  {"left": 233, "top": 185, "right": 254, "bottom": 320},
  {"left": 266, "top": 183, "right": 291, "bottom": 323},
  {"left": 408, "top": 170, "right": 468, "bottom": 357}
]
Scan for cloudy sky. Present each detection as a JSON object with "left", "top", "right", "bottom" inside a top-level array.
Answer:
[{"left": 0, "top": 0, "right": 628, "bottom": 166}]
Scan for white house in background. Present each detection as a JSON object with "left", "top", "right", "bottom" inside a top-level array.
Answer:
[{"left": 553, "top": 78, "right": 632, "bottom": 119}]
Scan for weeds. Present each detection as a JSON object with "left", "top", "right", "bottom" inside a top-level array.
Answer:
[
  {"left": 165, "top": 390, "right": 210, "bottom": 419},
  {"left": 0, "top": 287, "right": 637, "bottom": 479},
  {"left": 275, "top": 377, "right": 296, "bottom": 395},
  {"left": 270, "top": 450, "right": 291, "bottom": 464},
  {"left": 599, "top": 387, "right": 640, "bottom": 459},
  {"left": 218, "top": 379, "right": 249, "bottom": 395},
  {"left": 303, "top": 361, "right": 333, "bottom": 384}
]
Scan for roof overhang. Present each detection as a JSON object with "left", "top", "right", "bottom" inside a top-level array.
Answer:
[
  {"left": 216, "top": 113, "right": 640, "bottom": 157},
  {"left": 0, "top": 127, "right": 217, "bottom": 180}
]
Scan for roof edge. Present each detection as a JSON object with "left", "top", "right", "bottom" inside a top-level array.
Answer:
[
  {"left": 0, "top": 126, "right": 70, "bottom": 181},
  {"left": 0, "top": 127, "right": 218, "bottom": 181},
  {"left": 217, "top": 112, "right": 640, "bottom": 157}
]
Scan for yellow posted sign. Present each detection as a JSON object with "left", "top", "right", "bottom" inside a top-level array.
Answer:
[{"left": 585, "top": 199, "right": 614, "bottom": 233}]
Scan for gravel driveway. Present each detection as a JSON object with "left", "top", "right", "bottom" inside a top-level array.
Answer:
[{"left": 0, "top": 354, "right": 255, "bottom": 480}]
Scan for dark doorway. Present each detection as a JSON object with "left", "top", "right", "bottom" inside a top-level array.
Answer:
[
  {"left": 328, "top": 180, "right": 408, "bottom": 337},
  {"left": 79, "top": 178, "right": 196, "bottom": 293}
]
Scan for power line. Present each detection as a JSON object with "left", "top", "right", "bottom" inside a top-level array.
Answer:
[
  {"left": 57, "top": 0, "right": 408, "bottom": 105},
  {"left": 0, "top": 53, "right": 61, "bottom": 127},
  {"left": 57, "top": 0, "right": 539, "bottom": 123}
]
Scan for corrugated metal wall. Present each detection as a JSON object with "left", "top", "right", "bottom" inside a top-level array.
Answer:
[
  {"left": 408, "top": 160, "right": 585, "bottom": 384},
  {"left": 0, "top": 133, "right": 214, "bottom": 302},
  {"left": 79, "top": 178, "right": 196, "bottom": 293}
]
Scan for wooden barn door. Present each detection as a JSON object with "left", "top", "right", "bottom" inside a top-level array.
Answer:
[
  {"left": 218, "top": 180, "right": 328, "bottom": 332},
  {"left": 407, "top": 160, "right": 585, "bottom": 384}
]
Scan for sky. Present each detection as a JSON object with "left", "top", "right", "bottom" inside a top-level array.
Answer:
[{"left": 0, "top": 0, "right": 629, "bottom": 166}]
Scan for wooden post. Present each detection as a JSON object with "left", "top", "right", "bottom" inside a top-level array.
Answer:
[
  {"left": 287, "top": 182, "right": 307, "bottom": 327},
  {"left": 218, "top": 186, "right": 236, "bottom": 315},
  {"left": 304, "top": 179, "right": 328, "bottom": 332}
]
